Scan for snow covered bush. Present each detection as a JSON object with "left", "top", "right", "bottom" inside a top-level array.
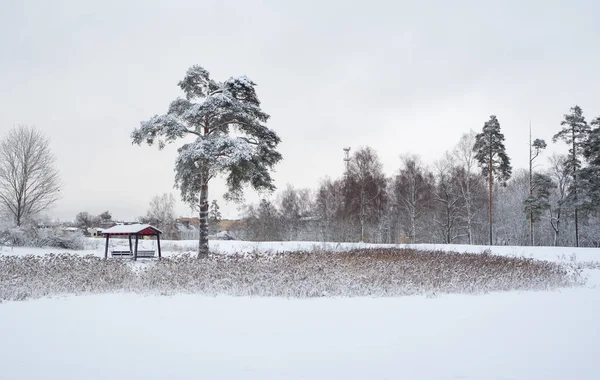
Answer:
[
  {"left": 0, "top": 226, "right": 84, "bottom": 250},
  {"left": 0, "top": 248, "right": 583, "bottom": 302},
  {"left": 0, "top": 254, "right": 134, "bottom": 301},
  {"left": 137, "top": 249, "right": 580, "bottom": 297}
]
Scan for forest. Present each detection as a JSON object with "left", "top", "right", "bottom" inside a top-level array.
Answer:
[{"left": 241, "top": 106, "right": 600, "bottom": 247}]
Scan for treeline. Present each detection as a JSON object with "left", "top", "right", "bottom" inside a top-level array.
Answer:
[{"left": 240, "top": 106, "right": 600, "bottom": 247}]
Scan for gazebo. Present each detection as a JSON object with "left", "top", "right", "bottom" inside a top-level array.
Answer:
[{"left": 102, "top": 224, "right": 162, "bottom": 260}]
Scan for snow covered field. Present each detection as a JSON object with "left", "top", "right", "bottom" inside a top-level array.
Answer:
[
  {"left": 2, "top": 237, "right": 599, "bottom": 264},
  {"left": 1, "top": 241, "right": 599, "bottom": 380}
]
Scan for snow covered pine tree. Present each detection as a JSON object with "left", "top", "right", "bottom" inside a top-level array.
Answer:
[{"left": 132, "top": 65, "right": 282, "bottom": 257}]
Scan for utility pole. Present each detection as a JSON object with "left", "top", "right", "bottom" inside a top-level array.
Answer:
[
  {"left": 343, "top": 147, "right": 351, "bottom": 175},
  {"left": 529, "top": 121, "right": 534, "bottom": 246}
]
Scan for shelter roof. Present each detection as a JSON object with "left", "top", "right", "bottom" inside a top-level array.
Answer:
[{"left": 101, "top": 224, "right": 162, "bottom": 236}]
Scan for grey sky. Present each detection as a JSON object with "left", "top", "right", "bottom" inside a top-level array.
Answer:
[{"left": 1, "top": 0, "right": 599, "bottom": 222}]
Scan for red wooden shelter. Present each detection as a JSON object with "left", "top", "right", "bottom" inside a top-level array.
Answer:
[{"left": 102, "top": 224, "right": 162, "bottom": 260}]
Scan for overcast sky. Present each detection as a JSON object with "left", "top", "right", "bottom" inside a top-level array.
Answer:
[{"left": 1, "top": 0, "right": 599, "bottom": 222}]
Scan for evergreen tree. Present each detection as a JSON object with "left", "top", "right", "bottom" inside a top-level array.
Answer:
[
  {"left": 132, "top": 65, "right": 282, "bottom": 257},
  {"left": 527, "top": 127, "right": 547, "bottom": 245},
  {"left": 473, "top": 115, "right": 512, "bottom": 245},
  {"left": 523, "top": 173, "right": 555, "bottom": 244},
  {"left": 580, "top": 116, "right": 600, "bottom": 211},
  {"left": 209, "top": 200, "right": 222, "bottom": 223},
  {"left": 552, "top": 105, "right": 589, "bottom": 247},
  {"left": 99, "top": 211, "right": 112, "bottom": 221},
  {"left": 208, "top": 199, "right": 222, "bottom": 234}
]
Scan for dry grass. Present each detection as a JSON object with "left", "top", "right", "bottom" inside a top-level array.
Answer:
[{"left": 0, "top": 248, "right": 584, "bottom": 302}]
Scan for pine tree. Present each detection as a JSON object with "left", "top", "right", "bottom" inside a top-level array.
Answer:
[
  {"left": 473, "top": 115, "right": 512, "bottom": 245},
  {"left": 552, "top": 105, "right": 589, "bottom": 247},
  {"left": 527, "top": 125, "right": 547, "bottom": 245},
  {"left": 580, "top": 116, "right": 600, "bottom": 211},
  {"left": 209, "top": 199, "right": 222, "bottom": 223},
  {"left": 132, "top": 65, "right": 282, "bottom": 257},
  {"left": 523, "top": 173, "right": 555, "bottom": 243}
]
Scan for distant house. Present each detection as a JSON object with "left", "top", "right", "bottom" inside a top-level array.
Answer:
[
  {"left": 62, "top": 227, "right": 81, "bottom": 234},
  {"left": 87, "top": 227, "right": 104, "bottom": 237},
  {"left": 176, "top": 217, "right": 200, "bottom": 226},
  {"left": 176, "top": 222, "right": 199, "bottom": 240}
]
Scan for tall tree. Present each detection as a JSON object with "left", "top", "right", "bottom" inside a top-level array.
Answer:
[
  {"left": 580, "top": 116, "right": 600, "bottom": 211},
  {"left": 277, "top": 184, "right": 302, "bottom": 240},
  {"left": 547, "top": 154, "right": 571, "bottom": 246},
  {"left": 132, "top": 65, "right": 282, "bottom": 257},
  {"left": 393, "top": 155, "right": 435, "bottom": 243},
  {"left": 523, "top": 173, "right": 555, "bottom": 245},
  {"left": 345, "top": 147, "right": 387, "bottom": 242},
  {"left": 433, "top": 154, "right": 465, "bottom": 244},
  {"left": 0, "top": 125, "right": 61, "bottom": 226},
  {"left": 552, "top": 105, "right": 589, "bottom": 247},
  {"left": 452, "top": 131, "right": 484, "bottom": 244},
  {"left": 527, "top": 124, "right": 547, "bottom": 245},
  {"left": 473, "top": 115, "right": 512, "bottom": 245}
]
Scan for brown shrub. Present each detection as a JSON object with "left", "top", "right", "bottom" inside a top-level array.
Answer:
[{"left": 0, "top": 248, "right": 584, "bottom": 301}]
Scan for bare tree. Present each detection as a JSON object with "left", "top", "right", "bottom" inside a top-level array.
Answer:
[
  {"left": 548, "top": 154, "right": 571, "bottom": 246},
  {"left": 75, "top": 212, "right": 95, "bottom": 228},
  {"left": 0, "top": 125, "right": 61, "bottom": 226},
  {"left": 143, "top": 193, "right": 177, "bottom": 239},
  {"left": 345, "top": 147, "right": 387, "bottom": 242},
  {"left": 452, "top": 131, "right": 481, "bottom": 244},
  {"left": 277, "top": 184, "right": 302, "bottom": 240},
  {"left": 433, "top": 153, "right": 466, "bottom": 243},
  {"left": 393, "top": 154, "right": 435, "bottom": 243}
]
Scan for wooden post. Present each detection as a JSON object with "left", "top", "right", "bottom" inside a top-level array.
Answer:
[
  {"left": 128, "top": 235, "right": 133, "bottom": 253},
  {"left": 104, "top": 234, "right": 109, "bottom": 259},
  {"left": 134, "top": 234, "right": 139, "bottom": 261},
  {"left": 157, "top": 232, "right": 162, "bottom": 260}
]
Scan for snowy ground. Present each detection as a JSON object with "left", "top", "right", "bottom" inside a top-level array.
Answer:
[
  {"left": 1, "top": 241, "right": 599, "bottom": 380},
  {"left": 2, "top": 237, "right": 599, "bottom": 264}
]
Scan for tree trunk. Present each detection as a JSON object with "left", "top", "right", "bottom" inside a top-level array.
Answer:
[
  {"left": 529, "top": 128, "right": 534, "bottom": 246},
  {"left": 572, "top": 129, "right": 579, "bottom": 247},
  {"left": 488, "top": 149, "right": 493, "bottom": 245},
  {"left": 198, "top": 169, "right": 209, "bottom": 258}
]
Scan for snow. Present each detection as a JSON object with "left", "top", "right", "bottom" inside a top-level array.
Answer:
[
  {"left": 1, "top": 241, "right": 600, "bottom": 379},
  {"left": 101, "top": 223, "right": 160, "bottom": 235},
  {"left": 2, "top": 239, "right": 598, "bottom": 265},
  {"left": 1, "top": 280, "right": 599, "bottom": 380}
]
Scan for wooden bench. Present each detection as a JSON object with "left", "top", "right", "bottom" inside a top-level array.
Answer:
[
  {"left": 111, "top": 249, "right": 132, "bottom": 257},
  {"left": 136, "top": 250, "right": 156, "bottom": 258},
  {"left": 111, "top": 249, "right": 156, "bottom": 258}
]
